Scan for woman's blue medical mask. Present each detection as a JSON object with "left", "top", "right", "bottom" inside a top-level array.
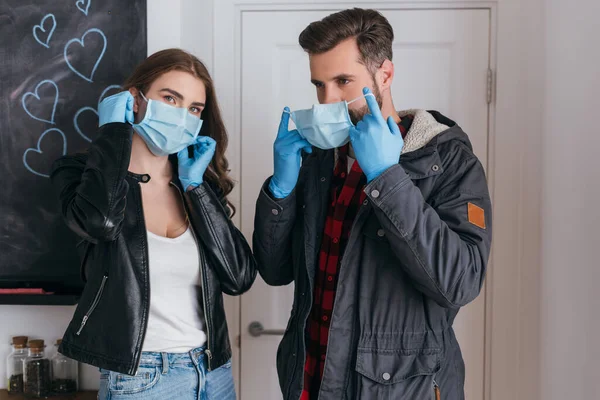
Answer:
[
  {"left": 287, "top": 93, "right": 374, "bottom": 150},
  {"left": 133, "top": 92, "right": 203, "bottom": 157}
]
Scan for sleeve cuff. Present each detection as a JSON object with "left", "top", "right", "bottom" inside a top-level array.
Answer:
[
  {"left": 260, "top": 178, "right": 296, "bottom": 211},
  {"left": 364, "top": 164, "right": 411, "bottom": 204}
]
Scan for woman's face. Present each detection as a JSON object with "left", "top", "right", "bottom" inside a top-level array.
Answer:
[{"left": 130, "top": 70, "right": 207, "bottom": 124}]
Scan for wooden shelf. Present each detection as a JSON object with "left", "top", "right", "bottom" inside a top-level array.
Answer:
[
  {"left": 0, "top": 294, "right": 80, "bottom": 306},
  {"left": 0, "top": 390, "right": 96, "bottom": 399}
]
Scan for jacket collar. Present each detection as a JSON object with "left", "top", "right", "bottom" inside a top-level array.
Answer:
[{"left": 126, "top": 154, "right": 181, "bottom": 186}]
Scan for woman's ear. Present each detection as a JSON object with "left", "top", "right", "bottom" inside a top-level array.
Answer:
[{"left": 128, "top": 87, "right": 140, "bottom": 113}]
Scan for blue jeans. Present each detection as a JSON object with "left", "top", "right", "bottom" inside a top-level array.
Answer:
[{"left": 98, "top": 347, "right": 235, "bottom": 400}]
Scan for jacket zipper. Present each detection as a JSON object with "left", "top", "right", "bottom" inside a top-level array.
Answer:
[
  {"left": 292, "top": 169, "right": 329, "bottom": 400},
  {"left": 132, "top": 181, "right": 152, "bottom": 374},
  {"left": 171, "top": 182, "right": 213, "bottom": 370},
  {"left": 76, "top": 275, "right": 107, "bottom": 335},
  {"left": 433, "top": 379, "right": 441, "bottom": 400},
  {"left": 198, "top": 243, "right": 213, "bottom": 370},
  {"left": 294, "top": 169, "right": 330, "bottom": 400}
]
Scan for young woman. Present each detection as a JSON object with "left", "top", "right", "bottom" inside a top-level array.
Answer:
[{"left": 51, "top": 49, "right": 256, "bottom": 399}]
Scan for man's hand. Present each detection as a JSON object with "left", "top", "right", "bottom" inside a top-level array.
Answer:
[
  {"left": 269, "top": 107, "right": 312, "bottom": 199},
  {"left": 349, "top": 87, "right": 404, "bottom": 182}
]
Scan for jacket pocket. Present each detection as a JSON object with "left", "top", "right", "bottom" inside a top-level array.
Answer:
[
  {"left": 76, "top": 275, "right": 107, "bottom": 336},
  {"left": 355, "top": 347, "right": 441, "bottom": 400},
  {"left": 361, "top": 218, "right": 387, "bottom": 242}
]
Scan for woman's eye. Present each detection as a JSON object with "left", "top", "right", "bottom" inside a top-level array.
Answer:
[
  {"left": 189, "top": 107, "right": 202, "bottom": 115},
  {"left": 164, "top": 95, "right": 175, "bottom": 103}
]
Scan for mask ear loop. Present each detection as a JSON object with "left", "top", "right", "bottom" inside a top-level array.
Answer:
[
  {"left": 347, "top": 92, "right": 375, "bottom": 105},
  {"left": 132, "top": 91, "right": 150, "bottom": 128},
  {"left": 344, "top": 92, "right": 375, "bottom": 125}
]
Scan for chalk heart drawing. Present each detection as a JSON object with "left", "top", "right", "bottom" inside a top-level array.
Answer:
[
  {"left": 22, "top": 79, "right": 59, "bottom": 124},
  {"left": 33, "top": 13, "right": 56, "bottom": 48},
  {"left": 74, "top": 84, "right": 122, "bottom": 142},
  {"left": 98, "top": 84, "right": 122, "bottom": 104},
  {"left": 73, "top": 106, "right": 97, "bottom": 142},
  {"left": 76, "top": 0, "right": 91, "bottom": 16},
  {"left": 64, "top": 28, "right": 107, "bottom": 83},
  {"left": 23, "top": 128, "right": 67, "bottom": 178}
]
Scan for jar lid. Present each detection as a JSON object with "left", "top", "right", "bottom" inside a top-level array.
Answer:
[
  {"left": 28, "top": 339, "right": 44, "bottom": 350},
  {"left": 11, "top": 336, "right": 28, "bottom": 348}
]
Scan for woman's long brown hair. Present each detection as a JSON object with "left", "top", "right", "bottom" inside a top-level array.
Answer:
[{"left": 121, "top": 49, "right": 235, "bottom": 215}]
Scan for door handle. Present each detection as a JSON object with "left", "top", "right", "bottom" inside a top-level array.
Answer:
[{"left": 248, "top": 321, "right": 285, "bottom": 337}]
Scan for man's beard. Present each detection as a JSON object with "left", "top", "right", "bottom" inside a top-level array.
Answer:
[{"left": 348, "top": 82, "right": 384, "bottom": 125}]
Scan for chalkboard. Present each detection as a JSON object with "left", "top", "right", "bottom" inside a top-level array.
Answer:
[{"left": 0, "top": 1, "right": 147, "bottom": 295}]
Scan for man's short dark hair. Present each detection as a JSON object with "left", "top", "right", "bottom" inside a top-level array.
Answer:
[{"left": 298, "top": 8, "right": 394, "bottom": 72}]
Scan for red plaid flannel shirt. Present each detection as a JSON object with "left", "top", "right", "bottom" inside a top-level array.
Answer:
[{"left": 300, "top": 116, "right": 414, "bottom": 399}]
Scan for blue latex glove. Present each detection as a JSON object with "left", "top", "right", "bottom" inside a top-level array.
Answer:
[
  {"left": 269, "top": 107, "right": 312, "bottom": 199},
  {"left": 177, "top": 136, "right": 216, "bottom": 192},
  {"left": 349, "top": 87, "right": 404, "bottom": 182},
  {"left": 98, "top": 91, "right": 134, "bottom": 127}
]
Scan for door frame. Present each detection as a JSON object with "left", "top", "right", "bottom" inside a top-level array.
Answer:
[{"left": 184, "top": 1, "right": 542, "bottom": 399}]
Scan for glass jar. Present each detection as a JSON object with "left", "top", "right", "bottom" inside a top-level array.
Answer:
[
  {"left": 22, "top": 340, "right": 51, "bottom": 398},
  {"left": 6, "top": 336, "right": 28, "bottom": 394},
  {"left": 51, "top": 339, "right": 78, "bottom": 395}
]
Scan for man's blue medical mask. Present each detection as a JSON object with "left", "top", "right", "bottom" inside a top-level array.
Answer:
[
  {"left": 287, "top": 93, "right": 374, "bottom": 150},
  {"left": 133, "top": 92, "right": 203, "bottom": 157}
]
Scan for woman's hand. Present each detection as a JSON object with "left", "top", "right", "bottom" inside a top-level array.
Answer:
[
  {"left": 177, "top": 136, "right": 216, "bottom": 191},
  {"left": 98, "top": 91, "right": 135, "bottom": 127}
]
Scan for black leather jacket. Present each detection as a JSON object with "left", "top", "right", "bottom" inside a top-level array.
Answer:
[{"left": 50, "top": 123, "right": 256, "bottom": 375}]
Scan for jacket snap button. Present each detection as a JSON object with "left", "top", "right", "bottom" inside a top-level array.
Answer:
[
  {"left": 363, "top": 200, "right": 369, "bottom": 206},
  {"left": 377, "top": 229, "right": 385, "bottom": 237},
  {"left": 371, "top": 190, "right": 380, "bottom": 199},
  {"left": 432, "top": 165, "right": 440, "bottom": 172},
  {"left": 382, "top": 372, "right": 391, "bottom": 381},
  {"left": 320, "top": 177, "right": 326, "bottom": 182},
  {"left": 271, "top": 209, "right": 279, "bottom": 216}
]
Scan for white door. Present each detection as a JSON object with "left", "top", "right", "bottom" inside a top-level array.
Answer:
[{"left": 238, "top": 8, "right": 490, "bottom": 399}]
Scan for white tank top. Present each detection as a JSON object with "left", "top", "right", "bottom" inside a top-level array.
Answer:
[{"left": 142, "top": 227, "right": 207, "bottom": 353}]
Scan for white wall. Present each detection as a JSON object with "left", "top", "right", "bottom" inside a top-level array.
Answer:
[
  {"left": 514, "top": 0, "right": 545, "bottom": 397},
  {"left": 540, "top": 0, "right": 600, "bottom": 398},
  {"left": 0, "top": 1, "right": 202, "bottom": 391}
]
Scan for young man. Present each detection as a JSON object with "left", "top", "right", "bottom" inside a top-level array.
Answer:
[{"left": 253, "top": 8, "right": 492, "bottom": 400}]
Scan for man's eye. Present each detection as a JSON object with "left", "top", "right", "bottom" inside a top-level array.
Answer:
[{"left": 338, "top": 79, "right": 350, "bottom": 85}]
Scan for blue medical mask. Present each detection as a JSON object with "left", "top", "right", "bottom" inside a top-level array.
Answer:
[
  {"left": 133, "top": 92, "right": 203, "bottom": 157},
  {"left": 287, "top": 93, "right": 374, "bottom": 150}
]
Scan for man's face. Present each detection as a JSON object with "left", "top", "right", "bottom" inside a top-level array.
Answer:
[{"left": 308, "top": 38, "right": 383, "bottom": 124}]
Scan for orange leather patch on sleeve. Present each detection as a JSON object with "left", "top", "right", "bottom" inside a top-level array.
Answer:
[{"left": 468, "top": 202, "right": 486, "bottom": 229}]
